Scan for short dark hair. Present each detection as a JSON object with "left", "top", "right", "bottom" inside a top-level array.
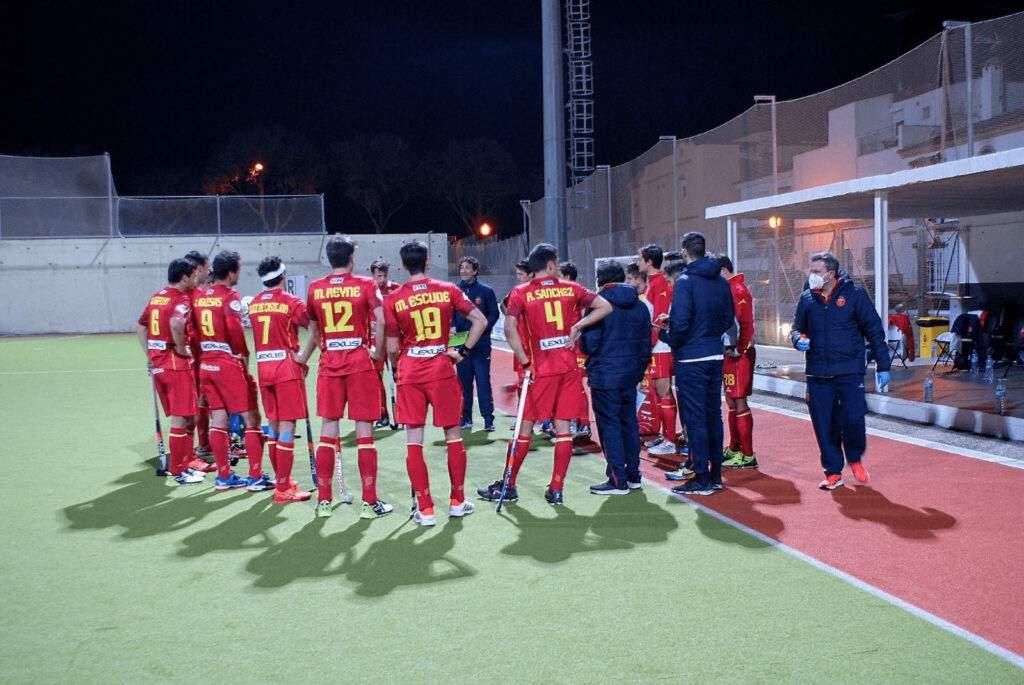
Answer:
[
  {"left": 168, "top": 257, "right": 197, "bottom": 284},
  {"left": 370, "top": 259, "right": 390, "bottom": 274},
  {"left": 326, "top": 236, "right": 356, "bottom": 269},
  {"left": 211, "top": 250, "right": 241, "bottom": 281},
  {"left": 681, "top": 232, "right": 706, "bottom": 259},
  {"left": 664, "top": 251, "right": 684, "bottom": 262},
  {"left": 527, "top": 243, "right": 558, "bottom": 274},
  {"left": 558, "top": 260, "right": 578, "bottom": 281},
  {"left": 399, "top": 240, "right": 429, "bottom": 275},
  {"left": 184, "top": 250, "right": 207, "bottom": 267},
  {"left": 460, "top": 256, "right": 480, "bottom": 273},
  {"left": 810, "top": 251, "right": 840, "bottom": 274},
  {"left": 640, "top": 244, "right": 663, "bottom": 268},
  {"left": 514, "top": 258, "right": 531, "bottom": 273},
  {"left": 596, "top": 259, "right": 625, "bottom": 287},
  {"left": 665, "top": 261, "right": 686, "bottom": 280},
  {"left": 717, "top": 254, "right": 734, "bottom": 274},
  {"left": 257, "top": 256, "right": 285, "bottom": 287},
  {"left": 626, "top": 262, "right": 641, "bottom": 277}
]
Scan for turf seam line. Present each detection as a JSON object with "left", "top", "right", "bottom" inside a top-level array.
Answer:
[{"left": 0, "top": 368, "right": 139, "bottom": 375}]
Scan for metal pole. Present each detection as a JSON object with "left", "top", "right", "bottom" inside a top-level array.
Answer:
[
  {"left": 726, "top": 217, "right": 737, "bottom": 270},
  {"left": 754, "top": 96, "right": 778, "bottom": 194},
  {"left": 541, "top": 0, "right": 567, "bottom": 254},
  {"left": 873, "top": 191, "right": 889, "bottom": 320},
  {"left": 965, "top": 22, "right": 974, "bottom": 157},
  {"left": 519, "top": 199, "right": 531, "bottom": 254},
  {"left": 216, "top": 195, "right": 222, "bottom": 235},
  {"left": 596, "top": 164, "right": 612, "bottom": 242},
  {"left": 659, "top": 136, "right": 678, "bottom": 243},
  {"left": 105, "top": 152, "right": 115, "bottom": 237}
]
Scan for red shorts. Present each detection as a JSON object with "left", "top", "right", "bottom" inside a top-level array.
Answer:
[
  {"left": 523, "top": 370, "right": 588, "bottom": 422},
  {"left": 648, "top": 351, "right": 673, "bottom": 380},
  {"left": 259, "top": 378, "right": 308, "bottom": 422},
  {"left": 317, "top": 369, "right": 381, "bottom": 421},
  {"left": 153, "top": 367, "right": 198, "bottom": 418},
  {"left": 723, "top": 348, "right": 756, "bottom": 399},
  {"left": 396, "top": 375, "right": 463, "bottom": 428},
  {"left": 199, "top": 360, "right": 258, "bottom": 414}
]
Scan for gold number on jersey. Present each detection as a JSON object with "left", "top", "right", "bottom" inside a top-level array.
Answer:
[
  {"left": 321, "top": 301, "right": 354, "bottom": 333},
  {"left": 200, "top": 309, "right": 215, "bottom": 337},
  {"left": 410, "top": 307, "right": 442, "bottom": 342},
  {"left": 149, "top": 309, "right": 160, "bottom": 336},
  {"left": 256, "top": 315, "right": 271, "bottom": 346},
  {"left": 543, "top": 300, "right": 564, "bottom": 330}
]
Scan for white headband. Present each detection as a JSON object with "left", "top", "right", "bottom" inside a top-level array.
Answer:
[{"left": 261, "top": 263, "right": 286, "bottom": 285}]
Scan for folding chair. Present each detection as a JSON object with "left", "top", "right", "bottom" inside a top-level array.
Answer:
[
  {"left": 931, "top": 331, "right": 958, "bottom": 371},
  {"left": 886, "top": 325, "right": 908, "bottom": 369}
]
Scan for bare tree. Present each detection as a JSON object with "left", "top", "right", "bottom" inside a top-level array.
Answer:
[
  {"left": 422, "top": 138, "right": 516, "bottom": 235},
  {"left": 332, "top": 133, "right": 413, "bottom": 233},
  {"left": 202, "top": 125, "right": 324, "bottom": 196}
]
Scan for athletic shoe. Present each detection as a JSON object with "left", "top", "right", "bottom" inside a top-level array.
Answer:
[
  {"left": 448, "top": 500, "right": 476, "bottom": 517},
  {"left": 174, "top": 470, "right": 204, "bottom": 485},
  {"left": 544, "top": 488, "right": 564, "bottom": 506},
  {"left": 315, "top": 500, "right": 333, "bottom": 518},
  {"left": 626, "top": 477, "right": 643, "bottom": 490},
  {"left": 183, "top": 467, "right": 206, "bottom": 479},
  {"left": 187, "top": 458, "right": 216, "bottom": 473},
  {"left": 412, "top": 509, "right": 436, "bottom": 526},
  {"left": 246, "top": 474, "right": 275, "bottom": 492},
  {"left": 477, "top": 480, "right": 518, "bottom": 502},
  {"left": 459, "top": 420, "right": 473, "bottom": 430},
  {"left": 710, "top": 463, "right": 724, "bottom": 491},
  {"left": 672, "top": 477, "right": 715, "bottom": 496},
  {"left": 483, "top": 420, "right": 496, "bottom": 432},
  {"left": 374, "top": 416, "right": 390, "bottom": 429},
  {"left": 644, "top": 438, "right": 664, "bottom": 449},
  {"left": 737, "top": 454, "right": 759, "bottom": 469},
  {"left": 722, "top": 447, "right": 741, "bottom": 462},
  {"left": 229, "top": 445, "right": 247, "bottom": 460},
  {"left": 722, "top": 451, "right": 747, "bottom": 468},
  {"left": 850, "top": 461, "right": 869, "bottom": 484},
  {"left": 360, "top": 500, "right": 395, "bottom": 519},
  {"left": 819, "top": 474, "right": 844, "bottom": 491},
  {"left": 575, "top": 424, "right": 592, "bottom": 441},
  {"left": 214, "top": 472, "right": 249, "bottom": 491},
  {"left": 647, "top": 441, "right": 678, "bottom": 456},
  {"left": 272, "top": 486, "right": 312, "bottom": 504},
  {"left": 665, "top": 465, "right": 695, "bottom": 481},
  {"left": 590, "top": 481, "right": 629, "bottom": 495},
  {"left": 195, "top": 447, "right": 213, "bottom": 459}
]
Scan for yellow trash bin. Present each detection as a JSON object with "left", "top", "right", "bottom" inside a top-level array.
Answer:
[{"left": 917, "top": 317, "right": 949, "bottom": 359}]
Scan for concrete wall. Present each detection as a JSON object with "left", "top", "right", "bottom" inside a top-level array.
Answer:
[{"left": 0, "top": 233, "right": 449, "bottom": 335}]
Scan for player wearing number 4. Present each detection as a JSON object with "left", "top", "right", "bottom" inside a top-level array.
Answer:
[
  {"left": 383, "top": 241, "right": 488, "bottom": 527},
  {"left": 298, "top": 237, "right": 394, "bottom": 520}
]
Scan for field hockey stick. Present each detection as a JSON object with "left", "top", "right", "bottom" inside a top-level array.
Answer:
[
  {"left": 385, "top": 359, "right": 399, "bottom": 430},
  {"left": 334, "top": 439, "right": 354, "bottom": 505},
  {"left": 149, "top": 365, "right": 169, "bottom": 476},
  {"left": 304, "top": 417, "right": 319, "bottom": 488},
  {"left": 497, "top": 368, "right": 531, "bottom": 512}
]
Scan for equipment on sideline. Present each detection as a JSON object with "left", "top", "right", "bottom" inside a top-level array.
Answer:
[
  {"left": 148, "top": 365, "right": 169, "bottom": 476},
  {"left": 497, "top": 369, "right": 531, "bottom": 512},
  {"left": 304, "top": 418, "right": 319, "bottom": 488},
  {"left": 334, "top": 447, "right": 354, "bottom": 504},
  {"left": 385, "top": 359, "right": 399, "bottom": 430}
]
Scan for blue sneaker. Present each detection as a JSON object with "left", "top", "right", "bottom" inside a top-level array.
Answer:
[
  {"left": 246, "top": 473, "right": 276, "bottom": 492},
  {"left": 214, "top": 472, "right": 249, "bottom": 491}
]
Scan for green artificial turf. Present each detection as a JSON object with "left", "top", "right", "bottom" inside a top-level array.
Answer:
[{"left": 0, "top": 334, "right": 1020, "bottom": 683}]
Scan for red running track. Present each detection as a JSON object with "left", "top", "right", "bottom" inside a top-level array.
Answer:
[{"left": 488, "top": 348, "right": 1024, "bottom": 658}]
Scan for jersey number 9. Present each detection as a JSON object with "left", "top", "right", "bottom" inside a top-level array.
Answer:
[{"left": 200, "top": 309, "right": 215, "bottom": 337}]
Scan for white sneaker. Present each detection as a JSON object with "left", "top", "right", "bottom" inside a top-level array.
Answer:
[
  {"left": 412, "top": 510, "right": 436, "bottom": 526},
  {"left": 174, "top": 470, "right": 204, "bottom": 485},
  {"left": 644, "top": 438, "right": 664, "bottom": 449},
  {"left": 647, "top": 441, "right": 678, "bottom": 456},
  {"left": 448, "top": 500, "right": 475, "bottom": 517}
]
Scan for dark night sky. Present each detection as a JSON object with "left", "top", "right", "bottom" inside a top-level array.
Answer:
[{"left": 4, "top": 0, "right": 1022, "bottom": 233}]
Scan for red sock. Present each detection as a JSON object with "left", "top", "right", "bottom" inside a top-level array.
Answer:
[
  {"left": 168, "top": 430, "right": 191, "bottom": 475},
  {"left": 737, "top": 411, "right": 754, "bottom": 457},
  {"left": 406, "top": 443, "right": 433, "bottom": 512},
  {"left": 267, "top": 439, "right": 278, "bottom": 474},
  {"left": 315, "top": 438, "right": 337, "bottom": 502},
  {"left": 727, "top": 409, "right": 739, "bottom": 451},
  {"left": 508, "top": 435, "right": 532, "bottom": 486},
  {"left": 274, "top": 440, "right": 295, "bottom": 493},
  {"left": 647, "top": 385, "right": 662, "bottom": 434},
  {"left": 446, "top": 437, "right": 467, "bottom": 503},
  {"left": 209, "top": 427, "right": 231, "bottom": 478},
  {"left": 659, "top": 398, "right": 678, "bottom": 443},
  {"left": 244, "top": 429, "right": 264, "bottom": 478},
  {"left": 196, "top": 406, "right": 210, "bottom": 450},
  {"left": 357, "top": 436, "right": 378, "bottom": 503},
  {"left": 550, "top": 434, "right": 573, "bottom": 491},
  {"left": 186, "top": 426, "right": 197, "bottom": 460}
]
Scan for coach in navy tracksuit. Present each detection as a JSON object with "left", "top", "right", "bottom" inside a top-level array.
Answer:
[
  {"left": 581, "top": 260, "right": 652, "bottom": 495},
  {"left": 791, "top": 251, "right": 889, "bottom": 490},
  {"left": 661, "top": 232, "right": 735, "bottom": 496},
  {"left": 454, "top": 256, "right": 499, "bottom": 430}
]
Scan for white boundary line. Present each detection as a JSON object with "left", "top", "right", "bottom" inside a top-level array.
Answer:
[{"left": 749, "top": 400, "right": 1024, "bottom": 470}]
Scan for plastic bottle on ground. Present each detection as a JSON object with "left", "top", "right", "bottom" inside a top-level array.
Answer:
[{"left": 924, "top": 373, "right": 934, "bottom": 403}]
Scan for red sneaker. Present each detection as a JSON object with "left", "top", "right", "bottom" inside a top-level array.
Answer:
[
  {"left": 850, "top": 461, "right": 869, "bottom": 484},
  {"left": 818, "top": 474, "right": 844, "bottom": 490},
  {"left": 188, "top": 458, "right": 216, "bottom": 473},
  {"left": 273, "top": 486, "right": 312, "bottom": 504}
]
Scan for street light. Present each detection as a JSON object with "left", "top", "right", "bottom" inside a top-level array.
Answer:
[
  {"left": 477, "top": 222, "right": 493, "bottom": 239},
  {"left": 250, "top": 161, "right": 266, "bottom": 222}
]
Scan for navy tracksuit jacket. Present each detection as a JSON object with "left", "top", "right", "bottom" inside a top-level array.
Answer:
[{"left": 453, "top": 278, "right": 499, "bottom": 423}]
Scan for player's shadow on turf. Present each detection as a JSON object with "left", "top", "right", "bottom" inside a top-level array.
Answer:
[
  {"left": 176, "top": 497, "right": 288, "bottom": 559},
  {"left": 246, "top": 517, "right": 372, "bottom": 589},
  {"left": 693, "top": 509, "right": 772, "bottom": 549},
  {"left": 724, "top": 470, "right": 802, "bottom": 506},
  {"left": 831, "top": 486, "right": 957, "bottom": 540}
]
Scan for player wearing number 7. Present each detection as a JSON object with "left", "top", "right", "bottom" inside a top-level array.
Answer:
[
  {"left": 383, "top": 240, "right": 488, "bottom": 527},
  {"left": 298, "top": 236, "right": 394, "bottom": 520},
  {"left": 477, "top": 242, "right": 612, "bottom": 506}
]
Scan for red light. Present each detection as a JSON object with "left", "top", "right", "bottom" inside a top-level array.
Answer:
[{"left": 478, "top": 222, "right": 493, "bottom": 237}]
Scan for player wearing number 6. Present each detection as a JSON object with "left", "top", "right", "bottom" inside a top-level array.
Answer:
[
  {"left": 383, "top": 240, "right": 488, "bottom": 527},
  {"left": 477, "top": 243, "right": 613, "bottom": 506}
]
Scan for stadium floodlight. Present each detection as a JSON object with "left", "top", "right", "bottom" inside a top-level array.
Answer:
[{"left": 477, "top": 222, "right": 493, "bottom": 238}]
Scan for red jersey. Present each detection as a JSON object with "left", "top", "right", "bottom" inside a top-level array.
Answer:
[
  {"left": 383, "top": 278, "right": 475, "bottom": 385},
  {"left": 646, "top": 271, "right": 672, "bottom": 353},
  {"left": 191, "top": 284, "right": 249, "bottom": 362},
  {"left": 247, "top": 288, "right": 310, "bottom": 385},
  {"left": 137, "top": 286, "right": 193, "bottom": 372},
  {"left": 307, "top": 272, "right": 380, "bottom": 376},
  {"left": 505, "top": 276, "right": 596, "bottom": 378},
  {"left": 728, "top": 273, "right": 755, "bottom": 353},
  {"left": 370, "top": 279, "right": 401, "bottom": 349}
]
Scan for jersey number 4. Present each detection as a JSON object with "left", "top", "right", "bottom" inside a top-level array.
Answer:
[
  {"left": 410, "top": 307, "right": 441, "bottom": 342},
  {"left": 320, "top": 301, "right": 354, "bottom": 333},
  {"left": 543, "top": 300, "right": 564, "bottom": 330}
]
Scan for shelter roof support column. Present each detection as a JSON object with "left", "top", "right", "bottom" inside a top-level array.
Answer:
[
  {"left": 873, "top": 191, "right": 889, "bottom": 321},
  {"left": 726, "top": 216, "right": 737, "bottom": 270}
]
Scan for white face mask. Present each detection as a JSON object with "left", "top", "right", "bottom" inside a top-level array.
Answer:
[{"left": 807, "top": 273, "right": 825, "bottom": 290}]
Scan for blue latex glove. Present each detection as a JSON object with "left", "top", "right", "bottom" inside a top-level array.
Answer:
[
  {"left": 877, "top": 371, "right": 890, "bottom": 391},
  {"left": 795, "top": 336, "right": 810, "bottom": 352}
]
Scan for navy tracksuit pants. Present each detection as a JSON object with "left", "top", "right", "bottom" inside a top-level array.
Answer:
[
  {"left": 457, "top": 348, "right": 494, "bottom": 424},
  {"left": 805, "top": 373, "right": 867, "bottom": 475},
  {"left": 675, "top": 359, "right": 725, "bottom": 475},
  {"left": 591, "top": 386, "right": 641, "bottom": 486}
]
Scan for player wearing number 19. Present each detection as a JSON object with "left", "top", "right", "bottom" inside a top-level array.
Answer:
[
  {"left": 299, "top": 237, "right": 394, "bottom": 520},
  {"left": 383, "top": 240, "right": 488, "bottom": 527}
]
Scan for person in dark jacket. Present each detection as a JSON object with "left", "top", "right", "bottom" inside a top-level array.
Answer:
[
  {"left": 581, "top": 260, "right": 652, "bottom": 494},
  {"left": 659, "top": 232, "right": 735, "bottom": 496},
  {"left": 791, "top": 251, "right": 889, "bottom": 490},
  {"left": 454, "top": 257, "right": 500, "bottom": 431}
]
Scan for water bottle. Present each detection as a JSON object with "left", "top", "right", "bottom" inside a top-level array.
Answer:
[
  {"left": 970, "top": 349, "right": 979, "bottom": 376},
  {"left": 924, "top": 373, "right": 934, "bottom": 403},
  {"left": 984, "top": 356, "right": 994, "bottom": 384},
  {"left": 995, "top": 379, "right": 1007, "bottom": 416}
]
